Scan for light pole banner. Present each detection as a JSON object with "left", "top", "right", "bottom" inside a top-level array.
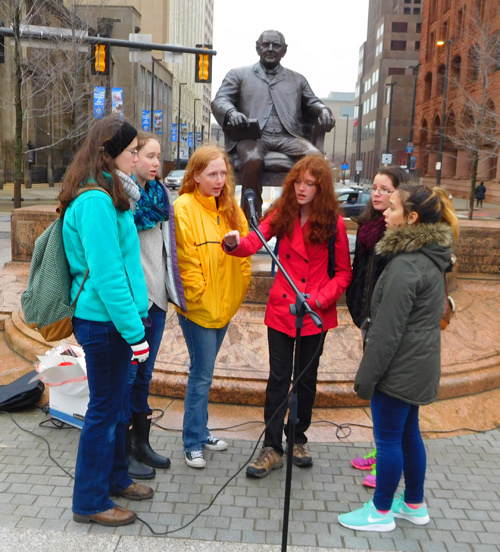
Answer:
[
  {"left": 154, "top": 111, "right": 163, "bottom": 134},
  {"left": 93, "top": 87, "right": 105, "bottom": 119},
  {"left": 142, "top": 111, "right": 151, "bottom": 131},
  {"left": 111, "top": 88, "right": 123, "bottom": 118},
  {"left": 171, "top": 123, "right": 178, "bottom": 143},
  {"left": 181, "top": 123, "right": 188, "bottom": 144},
  {"left": 188, "top": 132, "right": 194, "bottom": 148}
]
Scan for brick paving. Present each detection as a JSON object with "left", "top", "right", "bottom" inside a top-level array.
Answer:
[{"left": 1, "top": 409, "right": 499, "bottom": 551}]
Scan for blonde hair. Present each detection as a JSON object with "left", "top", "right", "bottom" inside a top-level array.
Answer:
[{"left": 180, "top": 146, "right": 244, "bottom": 233}]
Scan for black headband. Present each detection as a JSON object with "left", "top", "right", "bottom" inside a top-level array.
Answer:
[{"left": 103, "top": 121, "right": 138, "bottom": 159}]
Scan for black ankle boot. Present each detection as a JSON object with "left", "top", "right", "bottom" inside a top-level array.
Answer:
[
  {"left": 126, "top": 422, "right": 156, "bottom": 479},
  {"left": 131, "top": 410, "right": 171, "bottom": 469}
]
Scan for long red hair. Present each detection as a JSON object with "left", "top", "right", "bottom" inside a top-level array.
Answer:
[
  {"left": 265, "top": 155, "right": 339, "bottom": 243},
  {"left": 179, "top": 146, "right": 244, "bottom": 233}
]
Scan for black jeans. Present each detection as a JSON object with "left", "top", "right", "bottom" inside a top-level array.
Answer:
[{"left": 264, "top": 327, "right": 326, "bottom": 455}]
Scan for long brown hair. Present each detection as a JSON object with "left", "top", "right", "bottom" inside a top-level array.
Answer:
[
  {"left": 265, "top": 155, "right": 338, "bottom": 243},
  {"left": 357, "top": 165, "right": 410, "bottom": 225},
  {"left": 398, "top": 184, "right": 460, "bottom": 239},
  {"left": 179, "top": 146, "right": 244, "bottom": 233},
  {"left": 59, "top": 116, "right": 133, "bottom": 212}
]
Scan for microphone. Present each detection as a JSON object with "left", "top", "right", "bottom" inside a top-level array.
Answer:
[{"left": 244, "top": 188, "right": 258, "bottom": 225}]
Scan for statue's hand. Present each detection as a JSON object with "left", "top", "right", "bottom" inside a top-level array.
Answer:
[
  {"left": 224, "top": 230, "right": 241, "bottom": 247},
  {"left": 318, "top": 109, "right": 335, "bottom": 131},
  {"left": 227, "top": 111, "right": 250, "bottom": 129}
]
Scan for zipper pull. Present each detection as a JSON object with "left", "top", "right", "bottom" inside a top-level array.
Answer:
[{"left": 217, "top": 215, "right": 220, "bottom": 225}]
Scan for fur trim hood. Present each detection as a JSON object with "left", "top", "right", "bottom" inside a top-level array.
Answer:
[
  {"left": 376, "top": 222, "right": 454, "bottom": 256},
  {"left": 376, "top": 222, "right": 454, "bottom": 273}
]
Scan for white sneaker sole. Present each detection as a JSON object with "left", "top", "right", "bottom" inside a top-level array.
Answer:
[
  {"left": 185, "top": 457, "right": 206, "bottom": 469},
  {"left": 393, "top": 512, "right": 430, "bottom": 525},
  {"left": 204, "top": 442, "right": 228, "bottom": 451},
  {"left": 338, "top": 518, "right": 396, "bottom": 532}
]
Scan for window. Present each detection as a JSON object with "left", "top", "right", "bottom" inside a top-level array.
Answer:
[
  {"left": 404, "top": 0, "right": 411, "bottom": 3},
  {"left": 376, "top": 42, "right": 383, "bottom": 56},
  {"left": 416, "top": 23, "right": 422, "bottom": 33},
  {"left": 391, "top": 40, "right": 407, "bottom": 51},
  {"left": 442, "top": 21, "right": 449, "bottom": 42},
  {"left": 424, "top": 72, "right": 432, "bottom": 100},
  {"left": 413, "top": 8, "right": 420, "bottom": 14},
  {"left": 437, "top": 64, "right": 446, "bottom": 95},
  {"left": 392, "top": 22, "right": 408, "bottom": 33},
  {"left": 403, "top": 8, "right": 411, "bottom": 14},
  {"left": 376, "top": 23, "right": 385, "bottom": 39},
  {"left": 370, "top": 92, "right": 378, "bottom": 110},
  {"left": 457, "top": 8, "right": 465, "bottom": 37},
  {"left": 414, "top": 0, "right": 421, "bottom": 3},
  {"left": 372, "top": 68, "right": 379, "bottom": 84},
  {"left": 443, "top": 0, "right": 451, "bottom": 11},
  {"left": 388, "top": 67, "right": 406, "bottom": 75},
  {"left": 415, "top": 41, "right": 420, "bottom": 51}
]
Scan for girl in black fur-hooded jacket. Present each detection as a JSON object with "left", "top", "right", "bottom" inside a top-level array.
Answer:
[
  {"left": 346, "top": 165, "right": 410, "bottom": 483},
  {"left": 339, "top": 184, "right": 459, "bottom": 533}
]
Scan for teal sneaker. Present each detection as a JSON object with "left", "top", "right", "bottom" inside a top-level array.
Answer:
[
  {"left": 338, "top": 499, "right": 396, "bottom": 532},
  {"left": 391, "top": 494, "right": 430, "bottom": 525}
]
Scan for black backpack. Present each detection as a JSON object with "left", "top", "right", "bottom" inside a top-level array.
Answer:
[{"left": 0, "top": 370, "right": 45, "bottom": 412}]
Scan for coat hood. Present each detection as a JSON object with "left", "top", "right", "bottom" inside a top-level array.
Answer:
[{"left": 376, "top": 222, "right": 454, "bottom": 272}]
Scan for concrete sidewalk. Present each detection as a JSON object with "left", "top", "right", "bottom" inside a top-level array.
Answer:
[{"left": 0, "top": 408, "right": 499, "bottom": 552}]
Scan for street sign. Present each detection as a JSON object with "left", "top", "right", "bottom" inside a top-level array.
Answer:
[
  {"left": 356, "top": 160, "right": 363, "bottom": 172},
  {"left": 341, "top": 163, "right": 349, "bottom": 170},
  {"left": 382, "top": 153, "right": 392, "bottom": 164}
]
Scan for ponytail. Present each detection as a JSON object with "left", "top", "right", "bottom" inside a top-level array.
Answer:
[{"left": 433, "top": 187, "right": 459, "bottom": 240}]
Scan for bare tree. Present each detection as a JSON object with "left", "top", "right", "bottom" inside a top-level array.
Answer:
[
  {"left": 0, "top": 0, "right": 106, "bottom": 207},
  {"left": 445, "top": 1, "right": 500, "bottom": 219}
]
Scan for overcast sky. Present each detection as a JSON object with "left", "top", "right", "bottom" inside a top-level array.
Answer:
[{"left": 211, "top": 0, "right": 370, "bottom": 100}]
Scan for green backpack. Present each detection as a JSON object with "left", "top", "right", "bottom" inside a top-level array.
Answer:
[{"left": 21, "top": 188, "right": 108, "bottom": 342}]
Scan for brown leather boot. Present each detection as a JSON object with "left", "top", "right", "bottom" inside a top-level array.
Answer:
[
  {"left": 113, "top": 482, "right": 154, "bottom": 501},
  {"left": 73, "top": 505, "right": 137, "bottom": 526}
]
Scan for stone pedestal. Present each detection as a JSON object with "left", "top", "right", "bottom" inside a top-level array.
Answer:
[
  {"left": 11, "top": 205, "right": 58, "bottom": 262},
  {"left": 454, "top": 220, "right": 500, "bottom": 275}
]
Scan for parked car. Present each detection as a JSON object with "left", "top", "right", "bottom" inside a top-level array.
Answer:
[
  {"left": 336, "top": 187, "right": 371, "bottom": 218},
  {"left": 164, "top": 170, "right": 186, "bottom": 190}
]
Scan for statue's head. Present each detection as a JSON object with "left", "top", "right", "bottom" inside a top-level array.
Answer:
[{"left": 256, "top": 30, "right": 287, "bottom": 70}]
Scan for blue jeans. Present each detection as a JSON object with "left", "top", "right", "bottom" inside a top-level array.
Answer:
[
  {"left": 127, "top": 304, "right": 166, "bottom": 415},
  {"left": 177, "top": 314, "right": 228, "bottom": 452},
  {"left": 371, "top": 389, "right": 427, "bottom": 511},
  {"left": 72, "top": 318, "right": 133, "bottom": 515}
]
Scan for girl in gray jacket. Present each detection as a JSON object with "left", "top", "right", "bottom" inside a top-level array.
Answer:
[{"left": 339, "top": 184, "right": 459, "bottom": 533}]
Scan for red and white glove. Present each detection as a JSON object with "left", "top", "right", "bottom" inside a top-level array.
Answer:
[{"left": 131, "top": 340, "right": 150, "bottom": 364}]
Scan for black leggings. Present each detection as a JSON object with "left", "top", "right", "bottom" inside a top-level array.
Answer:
[{"left": 263, "top": 327, "right": 326, "bottom": 455}]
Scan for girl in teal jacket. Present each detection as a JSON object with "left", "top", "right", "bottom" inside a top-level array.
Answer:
[{"left": 60, "top": 116, "right": 153, "bottom": 528}]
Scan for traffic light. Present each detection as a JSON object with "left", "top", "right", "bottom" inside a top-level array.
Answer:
[
  {"left": 195, "top": 44, "right": 212, "bottom": 83},
  {"left": 91, "top": 43, "right": 110, "bottom": 75}
]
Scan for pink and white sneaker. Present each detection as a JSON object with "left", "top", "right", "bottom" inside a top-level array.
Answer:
[
  {"left": 351, "top": 448, "right": 377, "bottom": 470},
  {"left": 363, "top": 465, "right": 377, "bottom": 488}
]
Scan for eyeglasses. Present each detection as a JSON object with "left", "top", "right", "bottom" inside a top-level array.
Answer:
[
  {"left": 371, "top": 187, "right": 394, "bottom": 195},
  {"left": 125, "top": 149, "right": 138, "bottom": 156}
]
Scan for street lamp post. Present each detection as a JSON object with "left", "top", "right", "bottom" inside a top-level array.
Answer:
[
  {"left": 193, "top": 98, "right": 201, "bottom": 152},
  {"left": 407, "top": 63, "right": 421, "bottom": 173},
  {"left": 385, "top": 82, "right": 397, "bottom": 155},
  {"left": 176, "top": 82, "right": 187, "bottom": 169},
  {"left": 331, "top": 124, "right": 336, "bottom": 164},
  {"left": 342, "top": 114, "right": 349, "bottom": 183},
  {"left": 355, "top": 99, "right": 363, "bottom": 184},
  {"left": 436, "top": 37, "right": 454, "bottom": 186}
]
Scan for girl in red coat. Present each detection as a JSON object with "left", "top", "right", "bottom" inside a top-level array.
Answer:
[{"left": 223, "top": 155, "right": 352, "bottom": 478}]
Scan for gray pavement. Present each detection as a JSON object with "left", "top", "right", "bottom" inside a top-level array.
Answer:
[{"left": 1, "top": 408, "right": 500, "bottom": 552}]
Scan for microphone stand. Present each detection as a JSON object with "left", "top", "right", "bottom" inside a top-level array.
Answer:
[{"left": 246, "top": 214, "right": 322, "bottom": 552}]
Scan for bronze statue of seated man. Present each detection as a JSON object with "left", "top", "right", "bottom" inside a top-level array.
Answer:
[{"left": 211, "top": 30, "right": 335, "bottom": 219}]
